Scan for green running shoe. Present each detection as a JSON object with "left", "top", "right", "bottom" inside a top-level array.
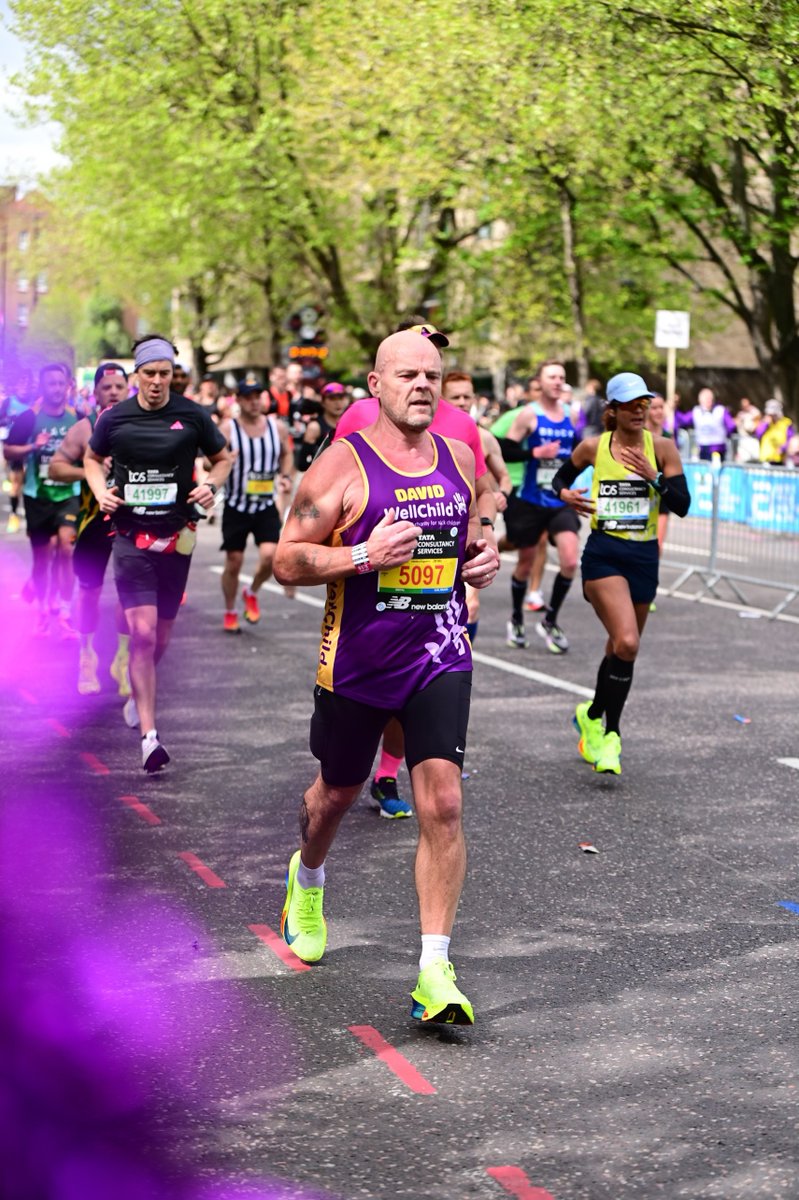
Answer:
[
  {"left": 573, "top": 701, "right": 605, "bottom": 765},
  {"left": 594, "top": 731, "right": 622, "bottom": 775},
  {"left": 411, "top": 959, "right": 474, "bottom": 1025},
  {"left": 280, "top": 850, "right": 327, "bottom": 962}
]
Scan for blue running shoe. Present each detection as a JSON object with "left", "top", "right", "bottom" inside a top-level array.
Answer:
[{"left": 369, "top": 775, "right": 413, "bottom": 819}]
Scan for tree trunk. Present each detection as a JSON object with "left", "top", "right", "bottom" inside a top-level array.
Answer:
[{"left": 559, "top": 184, "right": 590, "bottom": 387}]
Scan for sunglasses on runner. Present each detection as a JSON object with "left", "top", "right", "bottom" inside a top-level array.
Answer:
[
  {"left": 611, "top": 397, "right": 650, "bottom": 412},
  {"left": 407, "top": 324, "right": 450, "bottom": 349}
]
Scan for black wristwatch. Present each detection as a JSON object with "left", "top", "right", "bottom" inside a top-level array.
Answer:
[
  {"left": 480, "top": 517, "right": 494, "bottom": 530},
  {"left": 206, "top": 482, "right": 218, "bottom": 496},
  {"left": 651, "top": 472, "right": 665, "bottom": 493}
]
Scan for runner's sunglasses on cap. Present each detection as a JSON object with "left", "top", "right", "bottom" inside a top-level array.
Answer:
[{"left": 408, "top": 324, "right": 450, "bottom": 349}]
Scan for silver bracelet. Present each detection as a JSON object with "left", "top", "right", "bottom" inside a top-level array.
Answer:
[{"left": 351, "top": 542, "right": 372, "bottom": 574}]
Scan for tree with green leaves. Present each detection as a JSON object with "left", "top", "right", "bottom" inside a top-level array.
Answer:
[{"left": 9, "top": 0, "right": 799, "bottom": 406}]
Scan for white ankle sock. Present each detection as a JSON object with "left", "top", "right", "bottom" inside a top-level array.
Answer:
[
  {"left": 297, "top": 859, "right": 325, "bottom": 889},
  {"left": 419, "top": 934, "right": 451, "bottom": 970}
]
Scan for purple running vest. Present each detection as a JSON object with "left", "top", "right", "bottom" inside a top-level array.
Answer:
[{"left": 317, "top": 430, "right": 474, "bottom": 706}]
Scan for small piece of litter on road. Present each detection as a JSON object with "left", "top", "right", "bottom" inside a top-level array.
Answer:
[
  {"left": 739, "top": 611, "right": 762, "bottom": 619},
  {"left": 461, "top": 771, "right": 470, "bottom": 780},
  {"left": 733, "top": 714, "right": 751, "bottom": 724},
  {"left": 579, "top": 842, "right": 599, "bottom": 854},
  {"left": 192, "top": 940, "right": 200, "bottom": 951}
]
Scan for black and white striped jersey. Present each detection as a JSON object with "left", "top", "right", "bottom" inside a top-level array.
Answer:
[{"left": 225, "top": 417, "right": 282, "bottom": 513}]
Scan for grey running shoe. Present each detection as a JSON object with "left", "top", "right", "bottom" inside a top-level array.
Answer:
[
  {"left": 536, "top": 619, "right": 569, "bottom": 654},
  {"left": 506, "top": 620, "right": 528, "bottom": 649}
]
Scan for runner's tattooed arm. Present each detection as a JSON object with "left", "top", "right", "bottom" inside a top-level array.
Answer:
[{"left": 274, "top": 441, "right": 423, "bottom": 586}]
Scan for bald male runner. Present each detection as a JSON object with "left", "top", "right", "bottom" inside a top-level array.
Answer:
[{"left": 274, "top": 329, "right": 499, "bottom": 1024}]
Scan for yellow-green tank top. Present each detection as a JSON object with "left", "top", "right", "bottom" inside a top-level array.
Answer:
[{"left": 590, "top": 430, "right": 659, "bottom": 542}]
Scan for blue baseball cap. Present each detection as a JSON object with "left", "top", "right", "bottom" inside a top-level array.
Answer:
[{"left": 606, "top": 372, "right": 655, "bottom": 404}]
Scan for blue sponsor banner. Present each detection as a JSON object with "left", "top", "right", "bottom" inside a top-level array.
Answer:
[{"left": 683, "top": 462, "right": 799, "bottom": 533}]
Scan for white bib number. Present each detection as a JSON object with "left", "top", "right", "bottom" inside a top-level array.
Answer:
[
  {"left": 124, "top": 483, "right": 178, "bottom": 506},
  {"left": 537, "top": 457, "right": 563, "bottom": 490},
  {"left": 596, "top": 478, "right": 650, "bottom": 532}
]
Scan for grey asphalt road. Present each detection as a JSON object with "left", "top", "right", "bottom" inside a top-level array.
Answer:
[{"left": 2, "top": 519, "right": 798, "bottom": 1200}]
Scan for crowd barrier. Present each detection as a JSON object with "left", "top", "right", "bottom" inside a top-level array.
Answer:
[{"left": 661, "top": 460, "right": 799, "bottom": 616}]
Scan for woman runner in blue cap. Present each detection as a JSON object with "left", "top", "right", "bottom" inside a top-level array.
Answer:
[{"left": 550, "top": 372, "right": 690, "bottom": 776}]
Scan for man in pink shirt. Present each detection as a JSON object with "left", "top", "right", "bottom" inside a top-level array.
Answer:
[
  {"left": 336, "top": 388, "right": 488, "bottom": 478},
  {"left": 333, "top": 323, "right": 498, "bottom": 819}
]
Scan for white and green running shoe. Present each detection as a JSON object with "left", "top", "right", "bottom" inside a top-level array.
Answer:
[
  {"left": 280, "top": 850, "right": 327, "bottom": 962},
  {"left": 594, "top": 731, "right": 622, "bottom": 775},
  {"left": 411, "top": 959, "right": 474, "bottom": 1026},
  {"left": 573, "top": 701, "right": 605, "bottom": 765}
]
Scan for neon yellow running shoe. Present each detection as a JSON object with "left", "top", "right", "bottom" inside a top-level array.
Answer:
[
  {"left": 110, "top": 647, "right": 131, "bottom": 697},
  {"left": 280, "top": 850, "right": 327, "bottom": 963},
  {"left": 78, "top": 645, "right": 101, "bottom": 695},
  {"left": 573, "top": 701, "right": 605, "bottom": 765},
  {"left": 411, "top": 959, "right": 474, "bottom": 1025},
  {"left": 594, "top": 731, "right": 622, "bottom": 775}
]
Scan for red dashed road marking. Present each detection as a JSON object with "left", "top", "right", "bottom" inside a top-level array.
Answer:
[
  {"left": 348, "top": 1025, "right": 436, "bottom": 1095},
  {"left": 120, "top": 795, "right": 161, "bottom": 826},
  {"left": 177, "top": 851, "right": 226, "bottom": 888},
  {"left": 248, "top": 923, "right": 311, "bottom": 973},
  {"left": 46, "top": 719, "right": 71, "bottom": 738},
  {"left": 487, "top": 1166, "right": 556, "bottom": 1199},
  {"left": 80, "top": 752, "right": 110, "bottom": 775}
]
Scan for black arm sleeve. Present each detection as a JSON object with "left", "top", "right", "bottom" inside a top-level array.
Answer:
[
  {"left": 496, "top": 437, "right": 532, "bottom": 463},
  {"left": 550, "top": 456, "right": 581, "bottom": 498},
  {"left": 294, "top": 439, "right": 317, "bottom": 472},
  {"left": 295, "top": 432, "right": 331, "bottom": 472},
  {"left": 657, "top": 472, "right": 690, "bottom": 517}
]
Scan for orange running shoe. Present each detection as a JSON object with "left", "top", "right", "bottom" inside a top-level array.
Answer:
[
  {"left": 223, "top": 611, "right": 241, "bottom": 634},
  {"left": 242, "top": 587, "right": 261, "bottom": 624}
]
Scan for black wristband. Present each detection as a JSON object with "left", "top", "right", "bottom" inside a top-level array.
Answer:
[
  {"left": 480, "top": 517, "right": 494, "bottom": 530},
  {"left": 206, "top": 482, "right": 218, "bottom": 496}
]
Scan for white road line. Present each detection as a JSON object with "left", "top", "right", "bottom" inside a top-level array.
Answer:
[
  {"left": 210, "top": 566, "right": 592, "bottom": 697},
  {"left": 498, "top": 553, "right": 797, "bottom": 621},
  {"left": 664, "top": 589, "right": 799, "bottom": 624},
  {"left": 777, "top": 758, "right": 799, "bottom": 771},
  {"left": 664, "top": 541, "right": 749, "bottom": 563},
  {"left": 209, "top": 566, "right": 324, "bottom": 610},
  {"left": 470, "top": 651, "right": 593, "bottom": 698}
]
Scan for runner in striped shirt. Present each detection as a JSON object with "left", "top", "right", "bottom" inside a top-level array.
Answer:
[{"left": 218, "top": 384, "right": 293, "bottom": 632}]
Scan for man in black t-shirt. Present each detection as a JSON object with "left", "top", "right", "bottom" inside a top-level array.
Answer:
[{"left": 85, "top": 334, "right": 231, "bottom": 772}]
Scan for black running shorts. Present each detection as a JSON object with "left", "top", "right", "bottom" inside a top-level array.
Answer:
[
  {"left": 504, "top": 495, "right": 580, "bottom": 548},
  {"left": 73, "top": 517, "right": 114, "bottom": 590},
  {"left": 580, "top": 530, "right": 659, "bottom": 605},
  {"left": 220, "top": 503, "right": 281, "bottom": 552},
  {"left": 23, "top": 494, "right": 79, "bottom": 546},
  {"left": 309, "top": 670, "right": 473, "bottom": 788},
  {"left": 112, "top": 534, "right": 192, "bottom": 621}
]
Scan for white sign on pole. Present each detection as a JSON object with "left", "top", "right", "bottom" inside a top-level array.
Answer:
[{"left": 654, "top": 310, "right": 690, "bottom": 350}]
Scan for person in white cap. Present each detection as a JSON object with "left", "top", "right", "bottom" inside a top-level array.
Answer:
[{"left": 551, "top": 372, "right": 690, "bottom": 776}]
